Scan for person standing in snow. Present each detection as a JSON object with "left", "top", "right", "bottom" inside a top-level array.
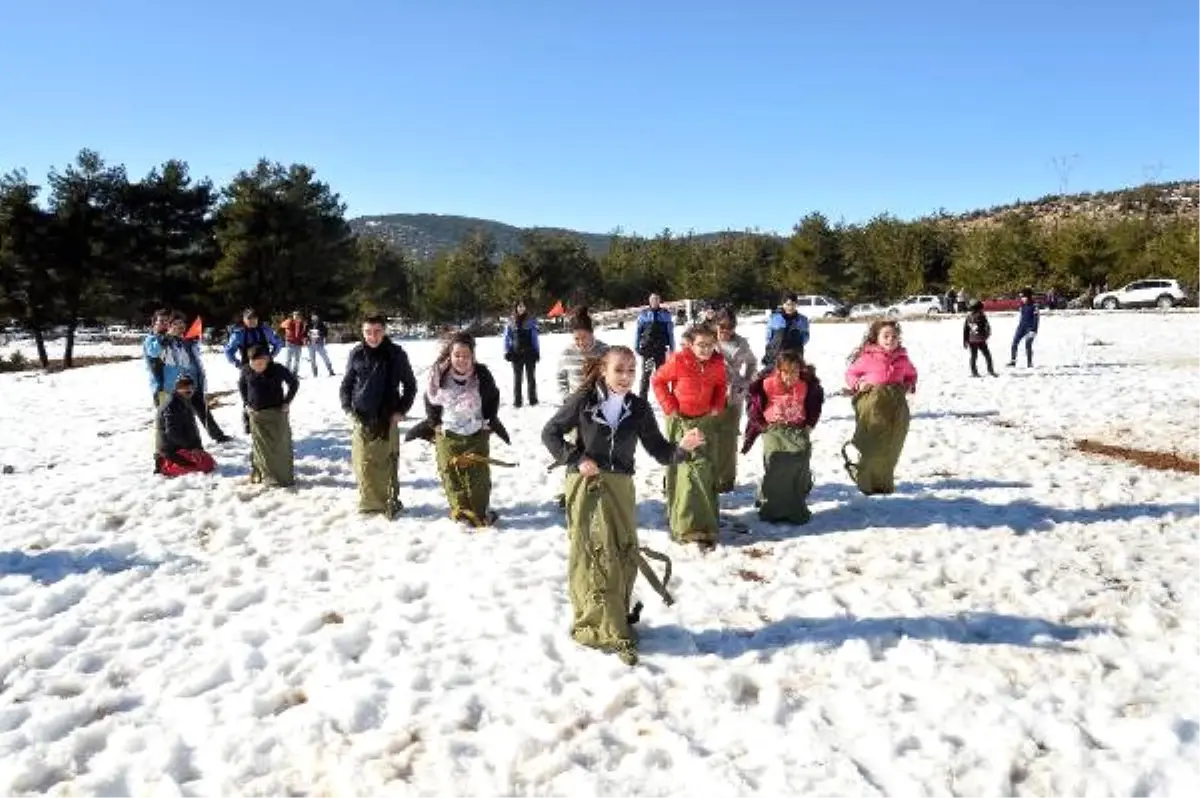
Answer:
[
  {"left": 963, "top": 300, "right": 998, "bottom": 377},
  {"left": 225, "top": 308, "right": 284, "bottom": 369},
  {"left": 307, "top": 312, "right": 335, "bottom": 377},
  {"left": 161, "top": 313, "right": 231, "bottom": 443},
  {"left": 155, "top": 374, "right": 217, "bottom": 477},
  {"left": 713, "top": 308, "right": 758, "bottom": 493},
  {"left": 405, "top": 331, "right": 511, "bottom": 527},
  {"left": 552, "top": 307, "right": 610, "bottom": 508},
  {"left": 742, "top": 349, "right": 825, "bottom": 524},
  {"left": 634, "top": 293, "right": 675, "bottom": 399},
  {"left": 339, "top": 315, "right": 418, "bottom": 518},
  {"left": 503, "top": 301, "right": 540, "bottom": 407},
  {"left": 279, "top": 310, "right": 308, "bottom": 375},
  {"left": 652, "top": 324, "right": 727, "bottom": 550},
  {"left": 763, "top": 293, "right": 810, "bottom": 369},
  {"left": 142, "top": 309, "right": 172, "bottom": 409},
  {"left": 842, "top": 320, "right": 918, "bottom": 495},
  {"left": 239, "top": 344, "right": 300, "bottom": 487},
  {"left": 1008, "top": 288, "right": 1040, "bottom": 368},
  {"left": 541, "top": 346, "right": 705, "bottom": 666}
]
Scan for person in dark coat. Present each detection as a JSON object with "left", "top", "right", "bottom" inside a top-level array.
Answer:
[
  {"left": 156, "top": 375, "right": 217, "bottom": 477},
  {"left": 339, "top": 315, "right": 419, "bottom": 517},
  {"left": 503, "top": 301, "right": 540, "bottom": 407},
  {"left": 1008, "top": 288, "right": 1041, "bottom": 368},
  {"left": 963, "top": 300, "right": 998, "bottom": 377},
  {"left": 239, "top": 344, "right": 300, "bottom": 486},
  {"left": 634, "top": 293, "right": 676, "bottom": 399}
]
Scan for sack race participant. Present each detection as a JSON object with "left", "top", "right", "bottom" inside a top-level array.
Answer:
[
  {"left": 238, "top": 344, "right": 300, "bottom": 487},
  {"left": 542, "top": 346, "right": 705, "bottom": 665},
  {"left": 155, "top": 375, "right": 217, "bottom": 477},
  {"left": 552, "top": 307, "right": 609, "bottom": 508},
  {"left": 742, "top": 350, "right": 825, "bottom": 524},
  {"left": 713, "top": 308, "right": 758, "bottom": 493},
  {"left": 842, "top": 320, "right": 919, "bottom": 495},
  {"left": 339, "top": 315, "right": 418, "bottom": 517},
  {"left": 651, "top": 325, "right": 727, "bottom": 550},
  {"left": 406, "top": 332, "right": 511, "bottom": 528}
]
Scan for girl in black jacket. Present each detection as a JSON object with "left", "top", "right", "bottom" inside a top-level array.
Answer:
[
  {"left": 406, "top": 332, "right": 510, "bottom": 527},
  {"left": 541, "top": 345, "right": 704, "bottom": 665}
]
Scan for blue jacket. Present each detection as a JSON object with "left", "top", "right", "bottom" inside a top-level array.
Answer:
[
  {"left": 503, "top": 316, "right": 540, "bottom": 361},
  {"left": 635, "top": 308, "right": 675, "bottom": 357},
  {"left": 224, "top": 323, "right": 283, "bottom": 367},
  {"left": 161, "top": 337, "right": 208, "bottom": 393},
  {"left": 1015, "top": 303, "right": 1040, "bottom": 334},
  {"left": 764, "top": 309, "right": 810, "bottom": 366},
  {"left": 143, "top": 333, "right": 168, "bottom": 394}
]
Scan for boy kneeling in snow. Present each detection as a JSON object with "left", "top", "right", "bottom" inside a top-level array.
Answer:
[
  {"left": 156, "top": 374, "right": 217, "bottom": 477},
  {"left": 239, "top": 344, "right": 300, "bottom": 486}
]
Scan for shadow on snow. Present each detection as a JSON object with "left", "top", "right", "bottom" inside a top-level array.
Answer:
[
  {"left": 1, "top": 547, "right": 161, "bottom": 585},
  {"left": 641, "top": 611, "right": 1110, "bottom": 659}
]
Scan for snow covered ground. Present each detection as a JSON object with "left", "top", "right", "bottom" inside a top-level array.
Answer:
[{"left": 1, "top": 311, "right": 1197, "bottom": 796}]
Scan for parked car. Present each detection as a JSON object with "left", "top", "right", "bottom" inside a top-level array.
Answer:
[
  {"left": 849, "top": 302, "right": 887, "bottom": 319},
  {"left": 885, "top": 295, "right": 943, "bottom": 318},
  {"left": 789, "top": 294, "right": 848, "bottom": 319},
  {"left": 1092, "top": 279, "right": 1189, "bottom": 310}
]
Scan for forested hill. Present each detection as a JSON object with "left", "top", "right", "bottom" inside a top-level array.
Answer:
[{"left": 349, "top": 180, "right": 1198, "bottom": 259}]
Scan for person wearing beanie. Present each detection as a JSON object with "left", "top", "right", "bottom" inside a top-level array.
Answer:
[{"left": 238, "top": 344, "right": 300, "bottom": 486}]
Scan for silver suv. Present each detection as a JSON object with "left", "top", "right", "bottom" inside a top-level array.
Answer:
[{"left": 1093, "top": 279, "right": 1188, "bottom": 310}]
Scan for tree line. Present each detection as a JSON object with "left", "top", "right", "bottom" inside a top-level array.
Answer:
[{"left": 2, "top": 148, "right": 1196, "bottom": 367}]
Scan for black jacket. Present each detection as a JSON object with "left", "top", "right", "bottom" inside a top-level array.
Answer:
[
  {"left": 310, "top": 320, "right": 329, "bottom": 342},
  {"left": 405, "top": 362, "right": 511, "bottom": 444},
  {"left": 542, "top": 382, "right": 687, "bottom": 475},
  {"left": 239, "top": 362, "right": 300, "bottom": 411},
  {"left": 157, "top": 394, "right": 203, "bottom": 460},
  {"left": 339, "top": 338, "right": 418, "bottom": 429},
  {"left": 963, "top": 311, "right": 991, "bottom": 345}
]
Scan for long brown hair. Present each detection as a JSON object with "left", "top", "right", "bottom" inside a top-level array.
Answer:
[
  {"left": 578, "top": 345, "right": 636, "bottom": 396},
  {"left": 436, "top": 331, "right": 476, "bottom": 370},
  {"left": 847, "top": 319, "right": 901, "bottom": 363}
]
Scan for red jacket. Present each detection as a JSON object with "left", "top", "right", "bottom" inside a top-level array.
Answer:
[
  {"left": 281, "top": 318, "right": 308, "bottom": 346},
  {"left": 652, "top": 348, "right": 727, "bottom": 418}
]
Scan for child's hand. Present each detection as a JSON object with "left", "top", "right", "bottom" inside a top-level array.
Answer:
[
  {"left": 391, "top": 413, "right": 405, "bottom": 426},
  {"left": 578, "top": 457, "right": 600, "bottom": 478},
  {"left": 680, "top": 428, "right": 705, "bottom": 452}
]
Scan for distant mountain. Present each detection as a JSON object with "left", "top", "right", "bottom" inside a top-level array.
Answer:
[{"left": 349, "top": 181, "right": 1199, "bottom": 259}]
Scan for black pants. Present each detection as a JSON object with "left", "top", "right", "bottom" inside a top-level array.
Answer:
[
  {"left": 189, "top": 391, "right": 227, "bottom": 440},
  {"left": 511, "top": 358, "right": 538, "bottom": 406},
  {"left": 968, "top": 343, "right": 996, "bottom": 375},
  {"left": 639, "top": 352, "right": 665, "bottom": 399}
]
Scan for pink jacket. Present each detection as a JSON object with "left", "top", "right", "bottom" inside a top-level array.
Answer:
[{"left": 845, "top": 344, "right": 918, "bottom": 392}]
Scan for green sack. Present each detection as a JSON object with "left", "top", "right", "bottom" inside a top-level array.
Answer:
[
  {"left": 248, "top": 406, "right": 294, "bottom": 487},
  {"left": 757, "top": 424, "right": 813, "bottom": 524},
  {"left": 351, "top": 419, "right": 401, "bottom": 517},
  {"left": 713, "top": 399, "right": 741, "bottom": 494},
  {"left": 844, "top": 383, "right": 911, "bottom": 495},
  {"left": 564, "top": 472, "right": 675, "bottom": 665},
  {"left": 664, "top": 414, "right": 720, "bottom": 544},
  {"left": 435, "top": 429, "right": 493, "bottom": 526}
]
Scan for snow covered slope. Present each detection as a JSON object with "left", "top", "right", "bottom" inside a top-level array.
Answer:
[{"left": 1, "top": 311, "right": 1197, "bottom": 795}]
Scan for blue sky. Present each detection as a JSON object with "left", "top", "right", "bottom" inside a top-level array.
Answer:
[{"left": 1, "top": 0, "right": 1196, "bottom": 235}]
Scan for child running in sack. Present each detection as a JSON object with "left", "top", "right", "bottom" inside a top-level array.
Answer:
[
  {"left": 963, "top": 300, "right": 998, "bottom": 377},
  {"left": 651, "top": 324, "right": 727, "bottom": 551},
  {"left": 406, "top": 332, "right": 511, "bottom": 528},
  {"left": 155, "top": 374, "right": 217, "bottom": 477},
  {"left": 742, "top": 349, "right": 825, "bottom": 523},
  {"left": 552, "top": 307, "right": 610, "bottom": 508},
  {"left": 542, "top": 346, "right": 705, "bottom": 665},
  {"left": 842, "top": 320, "right": 918, "bottom": 495},
  {"left": 713, "top": 308, "right": 758, "bottom": 494},
  {"left": 238, "top": 344, "right": 300, "bottom": 486}
]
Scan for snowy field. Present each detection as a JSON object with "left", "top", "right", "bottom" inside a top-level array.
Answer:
[{"left": 0, "top": 311, "right": 1197, "bottom": 796}]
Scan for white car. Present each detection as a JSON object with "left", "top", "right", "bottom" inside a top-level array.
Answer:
[
  {"left": 886, "top": 295, "right": 943, "bottom": 318},
  {"left": 849, "top": 302, "right": 887, "bottom": 319},
  {"left": 1093, "top": 279, "right": 1188, "bottom": 310},
  {"left": 792, "top": 295, "right": 847, "bottom": 319}
]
